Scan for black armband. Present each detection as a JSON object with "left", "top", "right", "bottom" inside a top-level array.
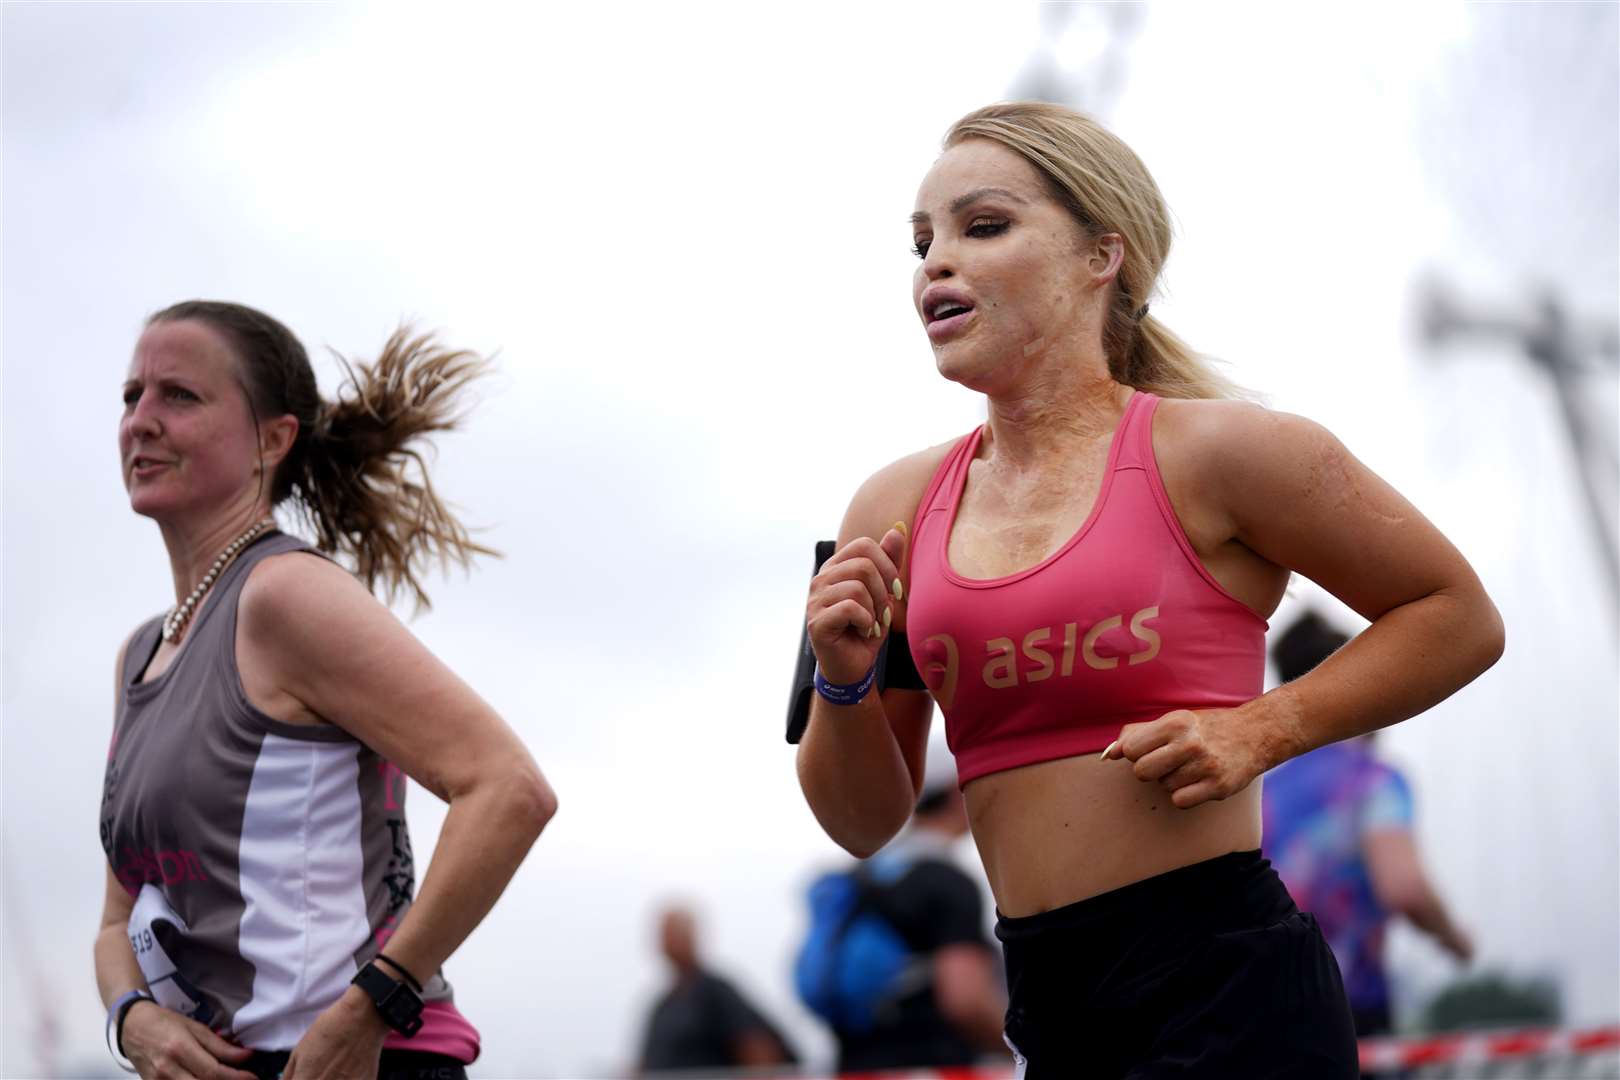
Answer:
[
  {"left": 786, "top": 540, "right": 927, "bottom": 744},
  {"left": 882, "top": 624, "right": 926, "bottom": 692},
  {"left": 786, "top": 541, "right": 836, "bottom": 745}
]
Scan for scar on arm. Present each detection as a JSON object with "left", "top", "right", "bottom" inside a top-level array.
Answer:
[{"left": 1301, "top": 426, "right": 1408, "bottom": 529}]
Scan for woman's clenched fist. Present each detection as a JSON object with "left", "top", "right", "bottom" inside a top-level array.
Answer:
[{"left": 806, "top": 525, "right": 908, "bottom": 685}]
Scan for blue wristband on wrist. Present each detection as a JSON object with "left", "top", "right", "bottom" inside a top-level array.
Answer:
[{"left": 813, "top": 662, "right": 879, "bottom": 706}]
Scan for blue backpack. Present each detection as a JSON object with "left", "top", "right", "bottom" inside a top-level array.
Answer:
[{"left": 794, "top": 861, "right": 918, "bottom": 1033}]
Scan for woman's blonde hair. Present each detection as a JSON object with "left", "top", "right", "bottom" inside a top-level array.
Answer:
[
  {"left": 148, "top": 300, "right": 496, "bottom": 610},
  {"left": 945, "top": 101, "right": 1243, "bottom": 400}
]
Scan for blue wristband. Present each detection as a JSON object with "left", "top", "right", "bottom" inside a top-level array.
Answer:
[{"left": 814, "top": 662, "right": 878, "bottom": 706}]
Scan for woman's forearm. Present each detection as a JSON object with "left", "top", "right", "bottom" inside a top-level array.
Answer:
[
  {"left": 797, "top": 694, "right": 916, "bottom": 858},
  {"left": 1252, "top": 584, "right": 1504, "bottom": 768},
  {"left": 371, "top": 767, "right": 556, "bottom": 983},
  {"left": 94, "top": 923, "right": 147, "bottom": 1007}
]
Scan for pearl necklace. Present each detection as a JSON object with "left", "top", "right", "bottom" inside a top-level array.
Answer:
[{"left": 162, "top": 517, "right": 277, "bottom": 643}]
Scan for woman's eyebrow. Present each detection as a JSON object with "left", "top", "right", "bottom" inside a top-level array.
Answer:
[{"left": 910, "top": 186, "right": 1029, "bottom": 226}]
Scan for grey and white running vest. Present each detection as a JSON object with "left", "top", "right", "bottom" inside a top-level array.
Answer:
[{"left": 100, "top": 532, "right": 477, "bottom": 1056}]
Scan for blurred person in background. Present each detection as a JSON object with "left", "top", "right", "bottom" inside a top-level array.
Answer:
[
  {"left": 795, "top": 738, "right": 1004, "bottom": 1074},
  {"left": 796, "top": 101, "right": 1503, "bottom": 1078},
  {"left": 1264, "top": 610, "right": 1475, "bottom": 1077},
  {"left": 636, "top": 905, "right": 798, "bottom": 1076},
  {"left": 98, "top": 301, "right": 557, "bottom": 1080}
]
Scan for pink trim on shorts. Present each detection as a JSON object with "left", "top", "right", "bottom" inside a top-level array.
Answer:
[{"left": 383, "top": 999, "right": 481, "bottom": 1063}]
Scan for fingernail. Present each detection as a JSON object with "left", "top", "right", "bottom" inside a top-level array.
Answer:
[
  {"left": 882, "top": 606, "right": 892, "bottom": 630},
  {"left": 892, "top": 520, "right": 909, "bottom": 539},
  {"left": 868, "top": 621, "right": 881, "bottom": 639},
  {"left": 891, "top": 578, "right": 904, "bottom": 601},
  {"left": 1101, "top": 740, "right": 1119, "bottom": 761}
]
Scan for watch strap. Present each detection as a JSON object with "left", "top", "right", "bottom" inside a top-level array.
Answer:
[{"left": 352, "top": 961, "right": 424, "bottom": 1037}]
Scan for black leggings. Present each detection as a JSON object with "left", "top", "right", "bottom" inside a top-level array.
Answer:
[
  {"left": 243, "top": 1048, "right": 467, "bottom": 1080},
  {"left": 997, "top": 850, "right": 1359, "bottom": 1079}
]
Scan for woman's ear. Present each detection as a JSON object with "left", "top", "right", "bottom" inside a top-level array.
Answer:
[
  {"left": 1088, "top": 232, "right": 1125, "bottom": 285},
  {"left": 258, "top": 414, "right": 300, "bottom": 474}
]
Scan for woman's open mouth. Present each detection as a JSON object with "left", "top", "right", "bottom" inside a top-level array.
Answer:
[{"left": 924, "top": 291, "right": 977, "bottom": 342}]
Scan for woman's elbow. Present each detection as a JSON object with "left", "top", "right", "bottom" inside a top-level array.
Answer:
[
  {"left": 1441, "top": 582, "right": 1505, "bottom": 681},
  {"left": 839, "top": 832, "right": 890, "bottom": 861},
  {"left": 1471, "top": 593, "right": 1506, "bottom": 676},
  {"left": 504, "top": 766, "right": 558, "bottom": 842},
  {"left": 798, "top": 759, "right": 909, "bottom": 857},
  {"left": 816, "top": 803, "right": 909, "bottom": 860}
]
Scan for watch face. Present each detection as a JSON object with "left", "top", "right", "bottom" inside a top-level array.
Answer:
[
  {"left": 355, "top": 963, "right": 424, "bottom": 1036},
  {"left": 381, "top": 984, "right": 424, "bottom": 1036}
]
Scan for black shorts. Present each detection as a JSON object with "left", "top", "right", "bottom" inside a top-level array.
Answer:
[
  {"left": 997, "top": 850, "right": 1358, "bottom": 1079},
  {"left": 243, "top": 1048, "right": 467, "bottom": 1080}
]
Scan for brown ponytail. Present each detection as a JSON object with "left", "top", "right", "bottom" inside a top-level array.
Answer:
[
  {"left": 293, "top": 329, "right": 496, "bottom": 609},
  {"left": 147, "top": 301, "right": 496, "bottom": 609}
]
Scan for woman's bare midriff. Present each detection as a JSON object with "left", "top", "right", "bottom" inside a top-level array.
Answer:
[{"left": 965, "top": 752, "right": 1262, "bottom": 918}]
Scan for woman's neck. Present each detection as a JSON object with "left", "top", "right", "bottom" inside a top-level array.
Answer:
[
  {"left": 156, "top": 495, "right": 272, "bottom": 605},
  {"left": 983, "top": 352, "right": 1131, "bottom": 471}
]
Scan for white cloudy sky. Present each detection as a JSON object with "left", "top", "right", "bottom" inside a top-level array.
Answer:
[{"left": 3, "top": 3, "right": 1616, "bottom": 1077}]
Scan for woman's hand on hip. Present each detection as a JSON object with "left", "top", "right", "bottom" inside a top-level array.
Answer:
[
  {"left": 1101, "top": 707, "right": 1272, "bottom": 809},
  {"left": 282, "top": 985, "right": 389, "bottom": 1080},
  {"left": 120, "top": 1002, "right": 255, "bottom": 1080},
  {"left": 806, "top": 526, "right": 908, "bottom": 684}
]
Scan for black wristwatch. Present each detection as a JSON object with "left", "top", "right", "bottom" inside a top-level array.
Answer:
[{"left": 351, "top": 961, "right": 424, "bottom": 1036}]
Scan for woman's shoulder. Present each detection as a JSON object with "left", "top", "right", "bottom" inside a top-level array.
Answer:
[
  {"left": 840, "top": 437, "right": 965, "bottom": 544},
  {"left": 1153, "top": 395, "right": 1365, "bottom": 541},
  {"left": 1155, "top": 394, "right": 1269, "bottom": 435},
  {"left": 237, "top": 548, "right": 374, "bottom": 641},
  {"left": 1154, "top": 396, "right": 1338, "bottom": 474}
]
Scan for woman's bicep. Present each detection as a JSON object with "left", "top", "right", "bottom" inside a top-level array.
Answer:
[
  {"left": 242, "top": 556, "right": 526, "bottom": 802},
  {"left": 1224, "top": 413, "right": 1483, "bottom": 621}
]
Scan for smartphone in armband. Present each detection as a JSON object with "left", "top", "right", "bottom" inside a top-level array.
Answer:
[{"left": 785, "top": 540, "right": 927, "bottom": 744}]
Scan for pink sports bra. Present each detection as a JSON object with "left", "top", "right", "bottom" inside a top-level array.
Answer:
[{"left": 905, "top": 391, "right": 1268, "bottom": 787}]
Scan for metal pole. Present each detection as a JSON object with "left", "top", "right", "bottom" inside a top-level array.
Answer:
[
  {"left": 1421, "top": 281, "right": 1620, "bottom": 626},
  {"left": 1526, "top": 295, "right": 1620, "bottom": 609}
]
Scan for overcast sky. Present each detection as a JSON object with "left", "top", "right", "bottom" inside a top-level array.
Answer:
[{"left": 3, "top": 3, "right": 1616, "bottom": 1077}]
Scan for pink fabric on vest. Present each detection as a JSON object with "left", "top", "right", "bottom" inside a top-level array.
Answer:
[{"left": 906, "top": 391, "right": 1267, "bottom": 787}]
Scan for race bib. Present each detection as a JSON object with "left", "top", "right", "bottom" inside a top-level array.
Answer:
[{"left": 128, "top": 884, "right": 215, "bottom": 1025}]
